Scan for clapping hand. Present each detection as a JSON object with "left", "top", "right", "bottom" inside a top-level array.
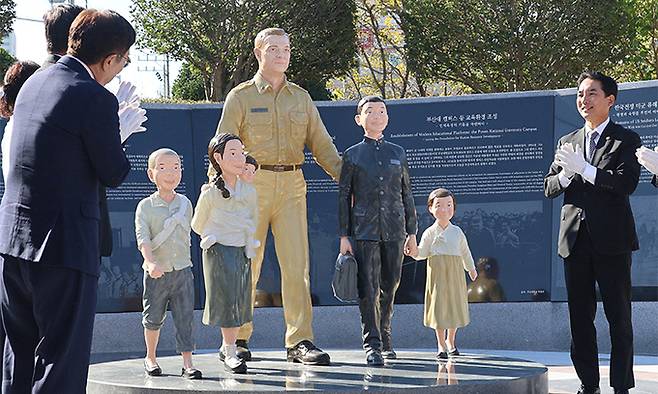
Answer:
[
  {"left": 115, "top": 81, "right": 140, "bottom": 106},
  {"left": 118, "top": 102, "right": 147, "bottom": 143},
  {"left": 636, "top": 146, "right": 658, "bottom": 175},
  {"left": 555, "top": 143, "right": 587, "bottom": 176}
]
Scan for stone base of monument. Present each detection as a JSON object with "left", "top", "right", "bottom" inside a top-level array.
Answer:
[{"left": 87, "top": 350, "right": 548, "bottom": 394}]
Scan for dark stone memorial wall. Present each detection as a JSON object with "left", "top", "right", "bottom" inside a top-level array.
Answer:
[{"left": 1, "top": 81, "right": 656, "bottom": 312}]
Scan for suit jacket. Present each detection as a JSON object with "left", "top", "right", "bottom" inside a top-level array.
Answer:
[
  {"left": 544, "top": 121, "right": 640, "bottom": 258},
  {"left": 338, "top": 137, "right": 417, "bottom": 241},
  {"left": 40, "top": 54, "right": 114, "bottom": 257},
  {"left": 0, "top": 55, "right": 130, "bottom": 275}
]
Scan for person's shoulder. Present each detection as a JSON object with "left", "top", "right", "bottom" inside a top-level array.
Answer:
[
  {"left": 198, "top": 184, "right": 217, "bottom": 198},
  {"left": 384, "top": 140, "right": 405, "bottom": 153},
  {"left": 58, "top": 69, "right": 116, "bottom": 107},
  {"left": 344, "top": 141, "right": 365, "bottom": 154},
  {"left": 559, "top": 127, "right": 582, "bottom": 143},
  {"left": 136, "top": 198, "right": 148, "bottom": 211},
  {"left": 287, "top": 81, "right": 310, "bottom": 97},
  {"left": 136, "top": 194, "right": 155, "bottom": 213},
  {"left": 178, "top": 193, "right": 193, "bottom": 206},
  {"left": 229, "top": 80, "right": 257, "bottom": 96},
  {"left": 421, "top": 223, "right": 437, "bottom": 236},
  {"left": 608, "top": 121, "right": 641, "bottom": 143},
  {"left": 450, "top": 223, "right": 465, "bottom": 235}
]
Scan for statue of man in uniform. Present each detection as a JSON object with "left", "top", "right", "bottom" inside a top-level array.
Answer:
[{"left": 210, "top": 27, "right": 341, "bottom": 365}]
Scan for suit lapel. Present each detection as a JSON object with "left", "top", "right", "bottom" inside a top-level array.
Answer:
[
  {"left": 591, "top": 122, "right": 615, "bottom": 166},
  {"left": 570, "top": 127, "right": 586, "bottom": 154}
]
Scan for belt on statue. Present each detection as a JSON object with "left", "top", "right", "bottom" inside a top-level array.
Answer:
[{"left": 258, "top": 164, "right": 303, "bottom": 172}]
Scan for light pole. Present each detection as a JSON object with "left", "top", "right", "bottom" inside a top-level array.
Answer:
[{"left": 137, "top": 53, "right": 172, "bottom": 99}]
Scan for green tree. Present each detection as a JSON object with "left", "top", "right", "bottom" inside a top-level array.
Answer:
[
  {"left": 615, "top": 0, "right": 658, "bottom": 81},
  {"left": 0, "top": 47, "right": 14, "bottom": 77},
  {"left": 172, "top": 62, "right": 207, "bottom": 101},
  {"left": 329, "top": 0, "right": 455, "bottom": 100},
  {"left": 402, "top": 0, "right": 636, "bottom": 93},
  {"left": 131, "top": 0, "right": 356, "bottom": 101},
  {"left": 0, "top": 0, "right": 15, "bottom": 39}
]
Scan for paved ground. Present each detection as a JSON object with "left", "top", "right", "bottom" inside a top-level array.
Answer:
[
  {"left": 89, "top": 349, "right": 658, "bottom": 393},
  {"left": 476, "top": 349, "right": 658, "bottom": 394}
]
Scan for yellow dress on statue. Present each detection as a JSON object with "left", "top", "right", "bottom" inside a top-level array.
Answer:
[{"left": 415, "top": 222, "right": 475, "bottom": 329}]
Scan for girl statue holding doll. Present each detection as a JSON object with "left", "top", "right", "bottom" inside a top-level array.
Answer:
[{"left": 192, "top": 133, "right": 257, "bottom": 374}]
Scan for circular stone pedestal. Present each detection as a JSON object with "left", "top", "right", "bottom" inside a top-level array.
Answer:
[{"left": 87, "top": 350, "right": 548, "bottom": 393}]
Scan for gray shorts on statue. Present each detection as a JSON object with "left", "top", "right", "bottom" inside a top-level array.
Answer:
[{"left": 142, "top": 267, "right": 195, "bottom": 353}]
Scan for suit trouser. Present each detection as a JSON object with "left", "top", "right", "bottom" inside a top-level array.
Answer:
[
  {"left": 237, "top": 169, "right": 314, "bottom": 348},
  {"left": 354, "top": 240, "right": 404, "bottom": 352},
  {"left": 563, "top": 225, "right": 634, "bottom": 390},
  {"left": 0, "top": 255, "right": 98, "bottom": 394}
]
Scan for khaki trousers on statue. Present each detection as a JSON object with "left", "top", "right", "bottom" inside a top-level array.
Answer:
[{"left": 237, "top": 169, "right": 314, "bottom": 348}]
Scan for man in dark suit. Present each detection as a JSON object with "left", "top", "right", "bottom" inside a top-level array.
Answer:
[
  {"left": 545, "top": 72, "right": 639, "bottom": 394},
  {"left": 41, "top": 4, "right": 135, "bottom": 258},
  {"left": 0, "top": 9, "right": 137, "bottom": 393}
]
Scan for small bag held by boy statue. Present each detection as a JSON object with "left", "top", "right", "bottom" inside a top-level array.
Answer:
[{"left": 332, "top": 253, "right": 359, "bottom": 303}]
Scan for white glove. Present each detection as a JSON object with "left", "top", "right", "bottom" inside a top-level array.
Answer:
[
  {"left": 118, "top": 102, "right": 147, "bottom": 143},
  {"left": 115, "top": 81, "right": 140, "bottom": 106},
  {"left": 555, "top": 143, "right": 587, "bottom": 175},
  {"left": 200, "top": 235, "right": 216, "bottom": 250},
  {"left": 636, "top": 146, "right": 658, "bottom": 175},
  {"left": 554, "top": 142, "right": 574, "bottom": 177}
]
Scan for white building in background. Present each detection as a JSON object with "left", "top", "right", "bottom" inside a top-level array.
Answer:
[{"left": 5, "top": 0, "right": 180, "bottom": 99}]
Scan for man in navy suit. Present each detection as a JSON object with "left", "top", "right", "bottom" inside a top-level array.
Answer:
[
  {"left": 0, "top": 9, "right": 137, "bottom": 393},
  {"left": 544, "top": 72, "right": 639, "bottom": 394}
]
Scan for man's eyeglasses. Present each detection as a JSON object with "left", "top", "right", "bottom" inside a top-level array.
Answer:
[{"left": 117, "top": 53, "right": 131, "bottom": 68}]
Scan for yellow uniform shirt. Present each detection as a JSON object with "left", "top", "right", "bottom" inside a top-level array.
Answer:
[{"left": 212, "top": 72, "right": 341, "bottom": 180}]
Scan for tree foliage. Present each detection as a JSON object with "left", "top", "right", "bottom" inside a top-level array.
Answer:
[
  {"left": 402, "top": 0, "right": 636, "bottom": 93},
  {"left": 0, "top": 47, "right": 14, "bottom": 78},
  {"left": 0, "top": 0, "right": 14, "bottom": 39},
  {"left": 615, "top": 0, "right": 658, "bottom": 81},
  {"left": 331, "top": 0, "right": 416, "bottom": 99},
  {"left": 172, "top": 62, "right": 207, "bottom": 101},
  {"left": 330, "top": 0, "right": 459, "bottom": 100},
  {"left": 131, "top": 0, "right": 357, "bottom": 101}
]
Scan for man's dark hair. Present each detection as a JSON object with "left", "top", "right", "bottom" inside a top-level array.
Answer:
[
  {"left": 356, "top": 95, "right": 386, "bottom": 114},
  {"left": 577, "top": 71, "right": 618, "bottom": 98},
  {"left": 43, "top": 4, "right": 85, "bottom": 55},
  {"left": 67, "top": 9, "right": 136, "bottom": 65}
]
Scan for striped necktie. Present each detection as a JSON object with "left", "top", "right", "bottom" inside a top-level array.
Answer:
[{"left": 587, "top": 131, "right": 598, "bottom": 163}]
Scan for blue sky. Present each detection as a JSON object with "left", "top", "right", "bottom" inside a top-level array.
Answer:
[{"left": 7, "top": 0, "right": 182, "bottom": 98}]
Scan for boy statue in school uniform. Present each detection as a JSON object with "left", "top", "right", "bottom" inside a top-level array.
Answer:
[{"left": 338, "top": 95, "right": 418, "bottom": 365}]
